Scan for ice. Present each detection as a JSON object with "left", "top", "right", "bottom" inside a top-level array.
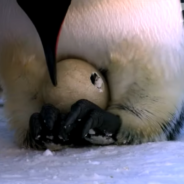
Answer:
[{"left": 0, "top": 107, "right": 184, "bottom": 184}]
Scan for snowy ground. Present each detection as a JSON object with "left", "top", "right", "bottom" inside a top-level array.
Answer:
[{"left": 0, "top": 106, "right": 184, "bottom": 184}]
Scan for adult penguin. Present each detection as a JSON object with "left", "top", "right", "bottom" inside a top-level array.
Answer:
[{"left": 0, "top": 0, "right": 184, "bottom": 150}]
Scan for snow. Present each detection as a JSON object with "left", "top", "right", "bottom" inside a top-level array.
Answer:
[
  {"left": 42, "top": 149, "right": 54, "bottom": 157},
  {"left": 0, "top": 107, "right": 184, "bottom": 184}
]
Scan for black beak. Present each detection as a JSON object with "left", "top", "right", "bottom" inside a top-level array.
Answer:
[{"left": 17, "top": 0, "right": 71, "bottom": 86}]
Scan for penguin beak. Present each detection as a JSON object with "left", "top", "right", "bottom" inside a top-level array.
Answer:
[{"left": 17, "top": 0, "right": 71, "bottom": 86}]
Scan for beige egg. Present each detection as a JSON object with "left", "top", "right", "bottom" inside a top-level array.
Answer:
[{"left": 42, "top": 59, "right": 109, "bottom": 113}]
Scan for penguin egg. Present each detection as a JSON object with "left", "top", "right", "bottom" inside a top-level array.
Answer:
[{"left": 42, "top": 59, "right": 109, "bottom": 113}]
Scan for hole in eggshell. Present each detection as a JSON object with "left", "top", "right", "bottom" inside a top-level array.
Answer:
[
  {"left": 90, "top": 72, "right": 98, "bottom": 85},
  {"left": 90, "top": 72, "right": 104, "bottom": 92}
]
